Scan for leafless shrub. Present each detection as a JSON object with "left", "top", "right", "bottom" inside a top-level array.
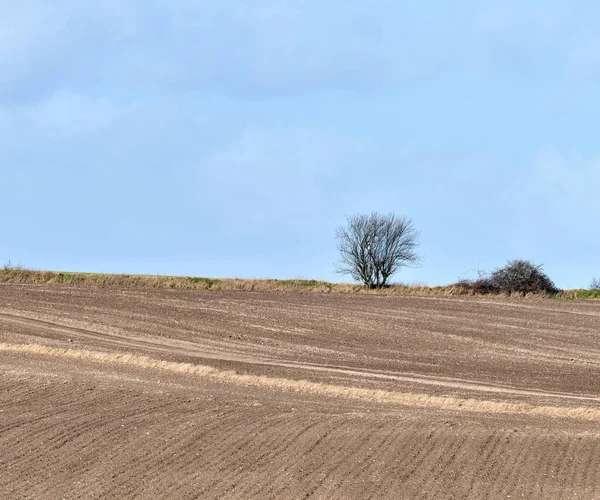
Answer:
[
  {"left": 590, "top": 277, "right": 600, "bottom": 290},
  {"left": 490, "top": 260, "right": 559, "bottom": 296},
  {"left": 456, "top": 260, "right": 559, "bottom": 296},
  {"left": 2, "top": 260, "right": 26, "bottom": 272}
]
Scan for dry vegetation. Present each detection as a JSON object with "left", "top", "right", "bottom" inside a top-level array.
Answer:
[
  {"left": 1, "top": 267, "right": 597, "bottom": 299},
  {"left": 1, "top": 283, "right": 600, "bottom": 498},
  {"left": 3, "top": 342, "right": 600, "bottom": 422}
]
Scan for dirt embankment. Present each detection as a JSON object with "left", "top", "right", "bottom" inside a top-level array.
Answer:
[{"left": 3, "top": 268, "right": 598, "bottom": 299}]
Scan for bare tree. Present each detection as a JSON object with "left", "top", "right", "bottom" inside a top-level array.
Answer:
[
  {"left": 336, "top": 212, "right": 421, "bottom": 288},
  {"left": 591, "top": 277, "right": 600, "bottom": 290}
]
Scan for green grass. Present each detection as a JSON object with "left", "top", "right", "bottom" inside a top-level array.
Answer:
[
  {"left": 560, "top": 289, "right": 600, "bottom": 300},
  {"left": 187, "top": 277, "right": 218, "bottom": 288},
  {"left": 279, "top": 279, "right": 319, "bottom": 287},
  {"left": 277, "top": 279, "right": 335, "bottom": 291}
]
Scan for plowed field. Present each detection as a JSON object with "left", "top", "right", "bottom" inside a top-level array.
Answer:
[{"left": 1, "top": 284, "right": 599, "bottom": 498}]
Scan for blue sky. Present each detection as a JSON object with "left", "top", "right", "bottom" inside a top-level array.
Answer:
[{"left": 1, "top": 1, "right": 599, "bottom": 288}]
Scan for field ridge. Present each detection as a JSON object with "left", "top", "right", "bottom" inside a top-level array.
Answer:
[{"left": 1, "top": 268, "right": 598, "bottom": 299}]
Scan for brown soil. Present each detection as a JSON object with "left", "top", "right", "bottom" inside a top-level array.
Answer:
[{"left": 1, "top": 284, "right": 599, "bottom": 499}]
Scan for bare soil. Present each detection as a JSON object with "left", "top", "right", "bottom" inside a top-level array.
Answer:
[{"left": 1, "top": 284, "right": 599, "bottom": 499}]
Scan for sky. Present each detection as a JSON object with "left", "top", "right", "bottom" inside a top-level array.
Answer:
[{"left": 1, "top": 1, "right": 599, "bottom": 288}]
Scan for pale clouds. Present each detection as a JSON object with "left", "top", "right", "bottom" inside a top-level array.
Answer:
[
  {"left": 504, "top": 146, "right": 600, "bottom": 267},
  {"left": 19, "top": 90, "right": 137, "bottom": 139},
  {"left": 2, "top": 0, "right": 600, "bottom": 101},
  {"left": 531, "top": 147, "right": 600, "bottom": 208},
  {"left": 202, "top": 125, "right": 364, "bottom": 220},
  {"left": 474, "top": 1, "right": 600, "bottom": 75}
]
